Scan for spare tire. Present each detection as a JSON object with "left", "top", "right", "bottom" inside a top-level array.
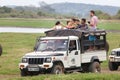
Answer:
[{"left": 0, "top": 44, "right": 2, "bottom": 56}]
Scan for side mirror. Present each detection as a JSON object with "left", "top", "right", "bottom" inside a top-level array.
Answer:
[
  {"left": 34, "top": 46, "right": 37, "bottom": 51},
  {"left": 34, "top": 42, "right": 39, "bottom": 51}
]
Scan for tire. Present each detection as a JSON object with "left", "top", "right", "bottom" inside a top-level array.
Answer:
[
  {"left": 21, "top": 70, "right": 27, "bottom": 77},
  {"left": 89, "top": 62, "right": 101, "bottom": 73},
  {"left": 0, "top": 44, "right": 2, "bottom": 56},
  {"left": 51, "top": 64, "right": 64, "bottom": 74},
  {"left": 108, "top": 61, "right": 118, "bottom": 71},
  {"left": 82, "top": 64, "right": 90, "bottom": 72},
  {"left": 105, "top": 41, "right": 109, "bottom": 52}
]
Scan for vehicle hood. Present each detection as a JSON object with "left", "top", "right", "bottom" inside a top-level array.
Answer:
[
  {"left": 112, "top": 48, "right": 120, "bottom": 52},
  {"left": 24, "top": 51, "right": 65, "bottom": 58}
]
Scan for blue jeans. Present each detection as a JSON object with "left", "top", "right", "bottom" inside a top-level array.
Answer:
[{"left": 89, "top": 35, "right": 96, "bottom": 41}]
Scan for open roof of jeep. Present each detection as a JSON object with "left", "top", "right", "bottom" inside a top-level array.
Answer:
[{"left": 45, "top": 29, "right": 106, "bottom": 38}]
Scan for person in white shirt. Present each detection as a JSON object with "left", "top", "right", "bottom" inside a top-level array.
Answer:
[{"left": 52, "top": 21, "right": 63, "bottom": 30}]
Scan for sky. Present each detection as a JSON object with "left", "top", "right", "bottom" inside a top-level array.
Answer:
[{"left": 0, "top": 0, "right": 120, "bottom": 7}]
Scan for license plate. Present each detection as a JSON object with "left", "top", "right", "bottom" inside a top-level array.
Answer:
[
  {"left": 28, "top": 67, "right": 39, "bottom": 71},
  {"left": 115, "top": 58, "right": 120, "bottom": 62}
]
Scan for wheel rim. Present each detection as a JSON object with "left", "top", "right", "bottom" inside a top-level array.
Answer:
[
  {"left": 55, "top": 68, "right": 62, "bottom": 74},
  {"left": 94, "top": 63, "right": 100, "bottom": 73}
]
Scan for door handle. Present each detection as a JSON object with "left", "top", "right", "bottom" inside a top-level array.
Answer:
[{"left": 75, "top": 51, "right": 78, "bottom": 55}]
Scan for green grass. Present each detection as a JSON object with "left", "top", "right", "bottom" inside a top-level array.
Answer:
[
  {"left": 0, "top": 33, "right": 120, "bottom": 80},
  {"left": 98, "top": 20, "right": 120, "bottom": 30},
  {"left": 0, "top": 18, "right": 120, "bottom": 30},
  {"left": 0, "top": 33, "right": 38, "bottom": 75},
  {"left": 8, "top": 73, "right": 120, "bottom": 80},
  {"left": 0, "top": 18, "right": 58, "bottom": 28}
]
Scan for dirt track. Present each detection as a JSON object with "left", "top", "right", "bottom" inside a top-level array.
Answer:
[{"left": 102, "top": 68, "right": 120, "bottom": 74}]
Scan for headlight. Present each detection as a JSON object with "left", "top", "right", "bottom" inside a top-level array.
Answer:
[
  {"left": 111, "top": 51, "right": 116, "bottom": 55},
  {"left": 45, "top": 57, "right": 52, "bottom": 63},
  {"left": 22, "top": 58, "right": 28, "bottom": 63}
]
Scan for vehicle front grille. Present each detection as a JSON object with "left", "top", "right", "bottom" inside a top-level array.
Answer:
[
  {"left": 28, "top": 58, "right": 44, "bottom": 64},
  {"left": 116, "top": 52, "right": 120, "bottom": 56}
]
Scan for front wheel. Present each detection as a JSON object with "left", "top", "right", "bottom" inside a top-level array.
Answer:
[
  {"left": 51, "top": 65, "right": 64, "bottom": 74},
  {"left": 89, "top": 62, "right": 101, "bottom": 73},
  {"left": 21, "top": 70, "right": 27, "bottom": 77},
  {"left": 108, "top": 61, "right": 118, "bottom": 71}
]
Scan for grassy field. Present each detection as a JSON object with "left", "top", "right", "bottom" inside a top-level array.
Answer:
[
  {"left": 0, "top": 18, "right": 120, "bottom": 30},
  {"left": 0, "top": 18, "right": 57, "bottom": 28},
  {"left": 98, "top": 20, "right": 120, "bottom": 30},
  {"left": 8, "top": 73, "right": 120, "bottom": 80},
  {"left": 0, "top": 33, "right": 120, "bottom": 80}
]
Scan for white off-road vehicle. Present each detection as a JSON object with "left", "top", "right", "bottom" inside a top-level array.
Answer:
[
  {"left": 19, "top": 29, "right": 108, "bottom": 76},
  {"left": 109, "top": 48, "right": 120, "bottom": 71}
]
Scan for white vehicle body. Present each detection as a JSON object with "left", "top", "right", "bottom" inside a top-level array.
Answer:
[{"left": 19, "top": 35, "right": 107, "bottom": 76}]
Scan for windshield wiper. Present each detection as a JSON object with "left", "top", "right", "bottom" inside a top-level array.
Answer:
[
  {"left": 53, "top": 48, "right": 65, "bottom": 52},
  {"left": 40, "top": 49, "right": 54, "bottom": 52}
]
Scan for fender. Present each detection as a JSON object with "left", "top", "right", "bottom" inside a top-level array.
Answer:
[
  {"left": 90, "top": 56, "right": 100, "bottom": 62},
  {"left": 52, "top": 60, "right": 64, "bottom": 68}
]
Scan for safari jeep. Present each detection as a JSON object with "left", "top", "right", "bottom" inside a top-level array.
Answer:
[
  {"left": 19, "top": 29, "right": 108, "bottom": 76},
  {"left": 109, "top": 48, "right": 120, "bottom": 71}
]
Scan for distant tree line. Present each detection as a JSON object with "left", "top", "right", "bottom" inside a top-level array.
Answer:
[
  {"left": 0, "top": 6, "right": 120, "bottom": 20},
  {"left": 0, "top": 6, "right": 63, "bottom": 18},
  {"left": 95, "top": 10, "right": 120, "bottom": 20}
]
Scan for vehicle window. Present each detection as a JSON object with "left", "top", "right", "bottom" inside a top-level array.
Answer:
[
  {"left": 69, "top": 40, "right": 77, "bottom": 51},
  {"left": 37, "top": 39, "right": 68, "bottom": 52}
]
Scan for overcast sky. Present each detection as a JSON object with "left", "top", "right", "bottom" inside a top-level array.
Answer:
[{"left": 0, "top": 0, "right": 120, "bottom": 7}]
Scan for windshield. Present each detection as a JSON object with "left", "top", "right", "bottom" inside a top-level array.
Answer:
[{"left": 37, "top": 39, "right": 68, "bottom": 51}]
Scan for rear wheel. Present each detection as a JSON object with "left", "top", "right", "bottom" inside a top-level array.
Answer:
[
  {"left": 82, "top": 63, "right": 90, "bottom": 72},
  {"left": 108, "top": 61, "right": 118, "bottom": 71},
  {"left": 89, "top": 62, "right": 101, "bottom": 73},
  {"left": 0, "top": 44, "right": 2, "bottom": 56},
  {"left": 51, "top": 64, "right": 64, "bottom": 74}
]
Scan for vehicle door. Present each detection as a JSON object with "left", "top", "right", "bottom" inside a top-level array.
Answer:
[{"left": 68, "top": 40, "right": 81, "bottom": 67}]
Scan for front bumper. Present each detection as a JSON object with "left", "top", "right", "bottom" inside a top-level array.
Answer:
[
  {"left": 109, "top": 56, "right": 120, "bottom": 62},
  {"left": 19, "top": 63, "right": 53, "bottom": 72}
]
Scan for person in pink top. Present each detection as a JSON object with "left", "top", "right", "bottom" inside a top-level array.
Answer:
[
  {"left": 89, "top": 10, "right": 98, "bottom": 31},
  {"left": 88, "top": 10, "right": 98, "bottom": 51}
]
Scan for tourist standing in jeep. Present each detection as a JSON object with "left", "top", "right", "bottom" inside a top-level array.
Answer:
[{"left": 89, "top": 10, "right": 98, "bottom": 30}]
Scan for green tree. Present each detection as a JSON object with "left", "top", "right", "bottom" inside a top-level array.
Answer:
[
  {"left": 95, "top": 10, "right": 111, "bottom": 20},
  {"left": 0, "top": 6, "right": 12, "bottom": 13}
]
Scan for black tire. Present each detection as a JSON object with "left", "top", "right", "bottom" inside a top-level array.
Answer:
[
  {"left": 89, "top": 62, "right": 101, "bottom": 73},
  {"left": 108, "top": 61, "right": 118, "bottom": 71},
  {"left": 21, "top": 70, "right": 27, "bottom": 77},
  {"left": 82, "top": 64, "right": 90, "bottom": 72},
  {"left": 105, "top": 41, "right": 109, "bottom": 52},
  {"left": 0, "top": 44, "right": 2, "bottom": 56},
  {"left": 51, "top": 65, "right": 64, "bottom": 74}
]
